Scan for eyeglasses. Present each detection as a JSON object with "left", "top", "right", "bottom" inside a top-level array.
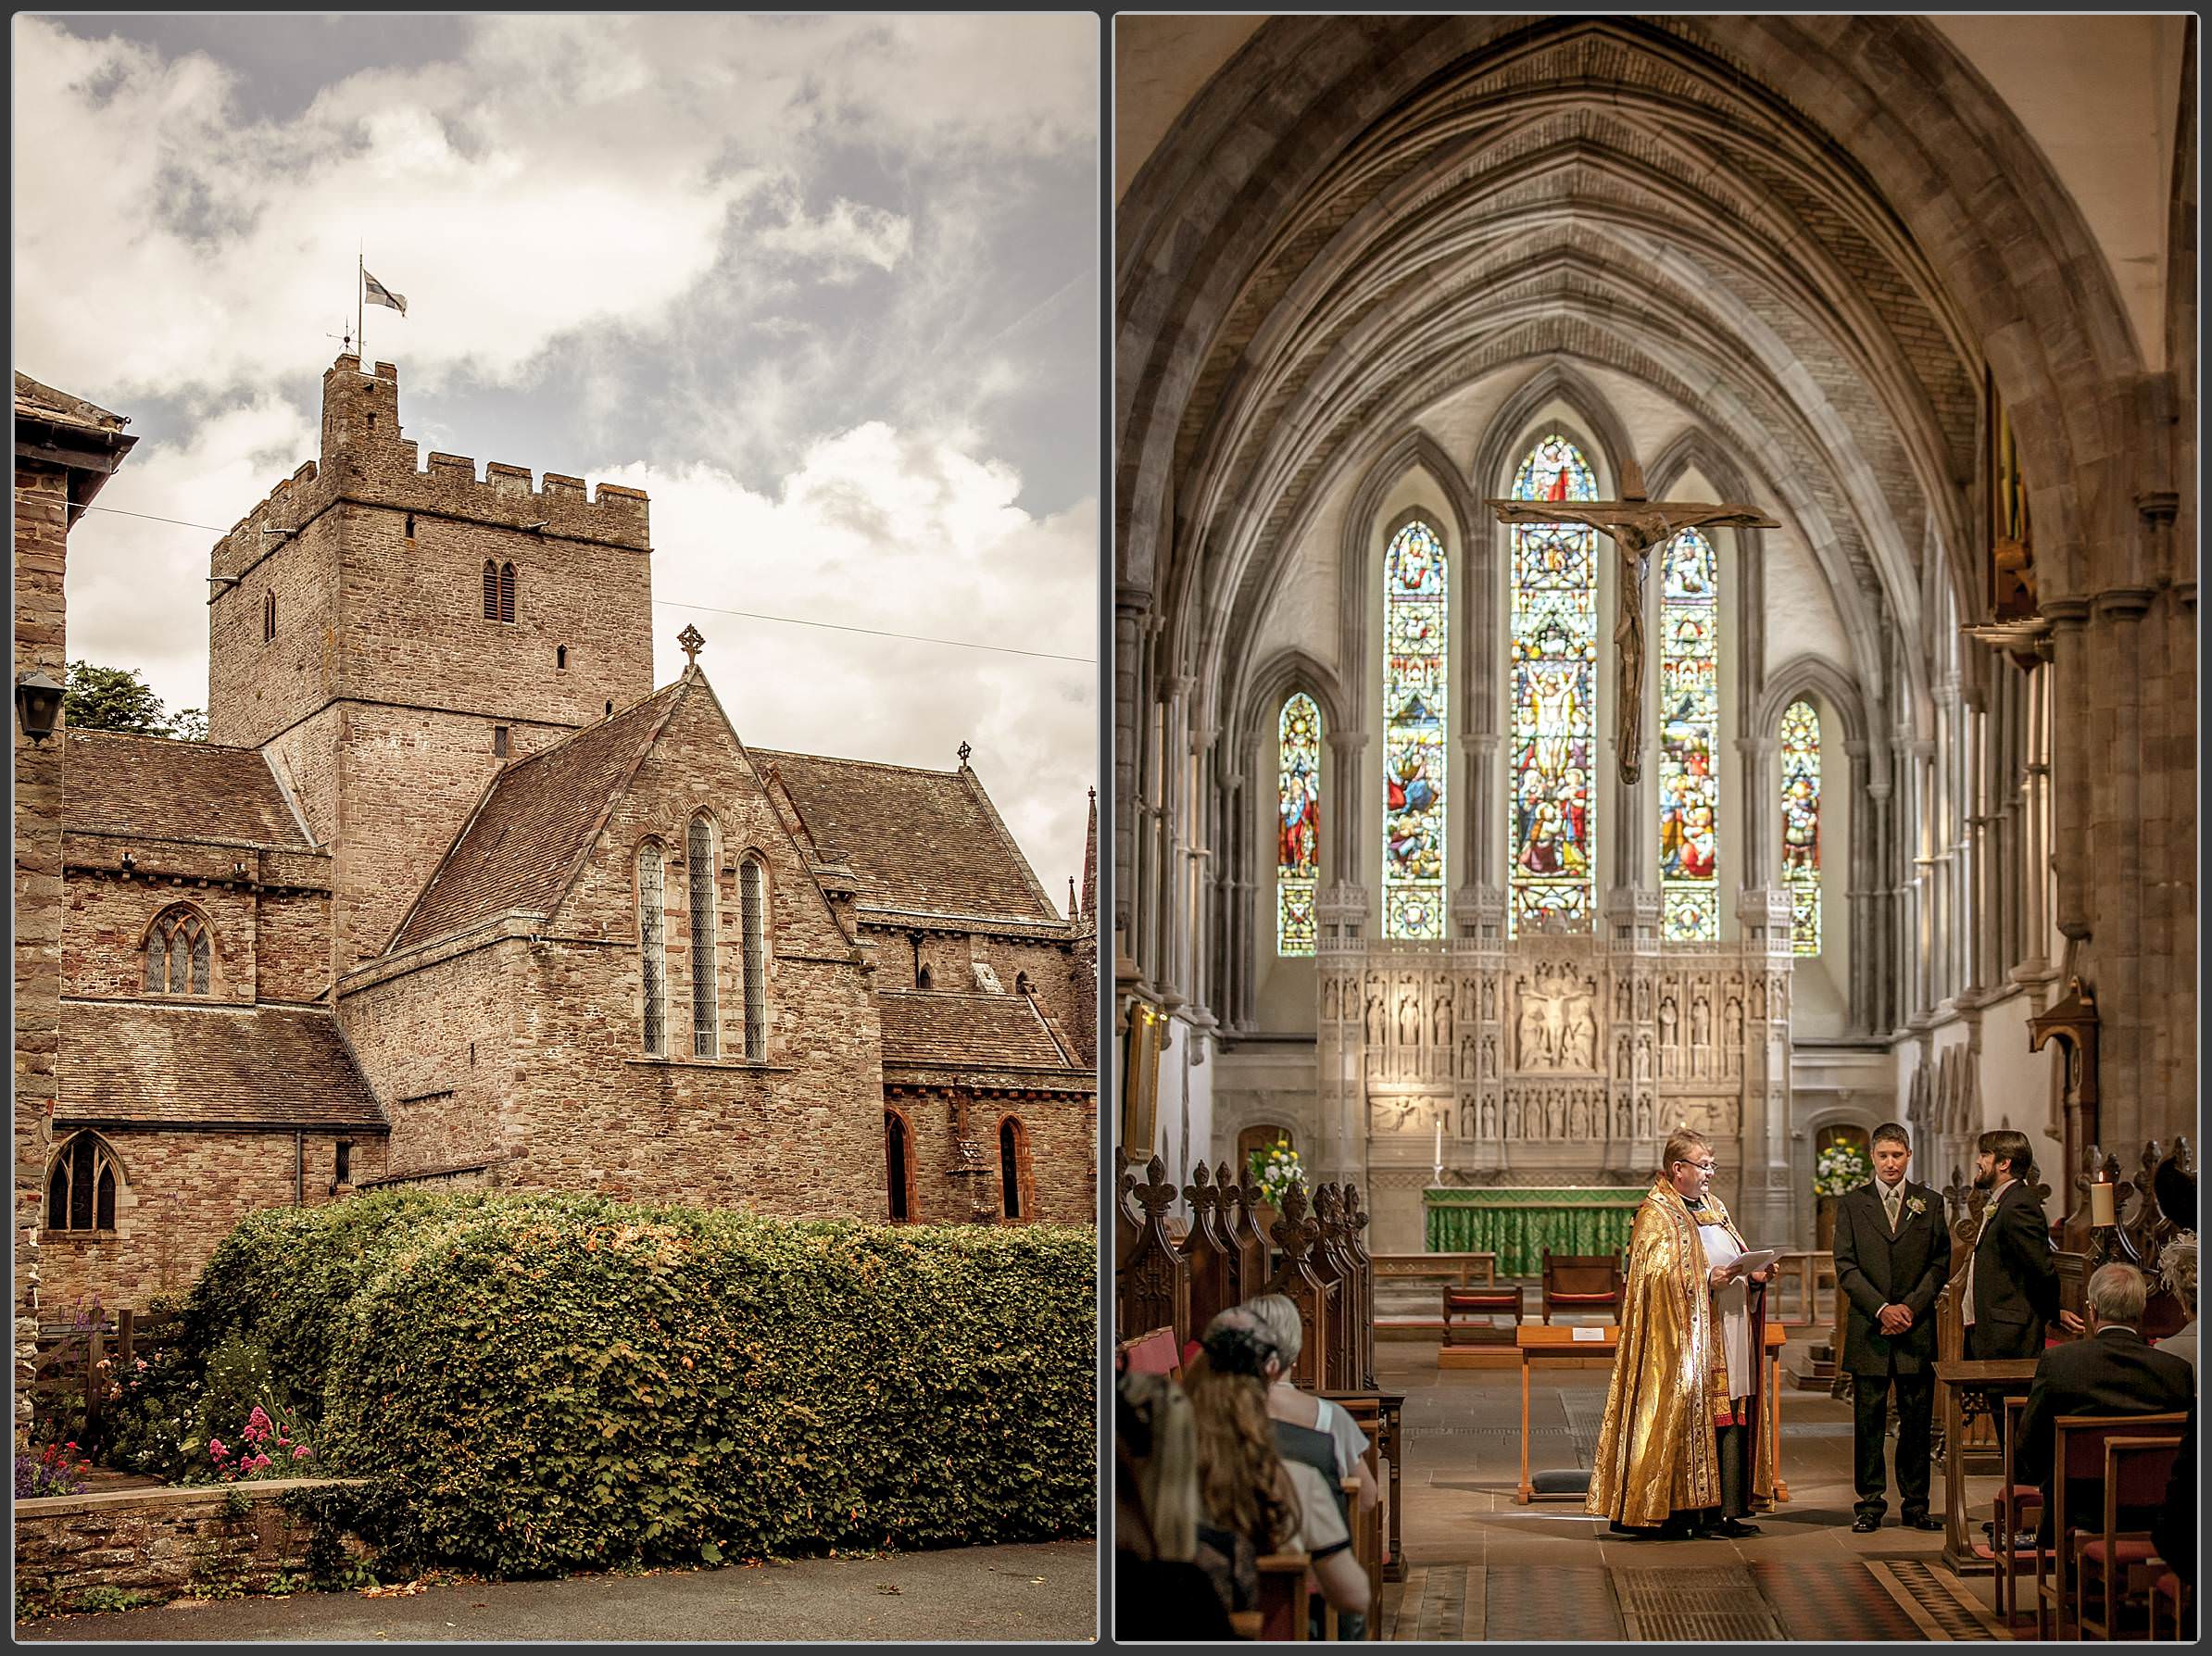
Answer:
[{"left": 1677, "top": 1160, "right": 1718, "bottom": 1174}]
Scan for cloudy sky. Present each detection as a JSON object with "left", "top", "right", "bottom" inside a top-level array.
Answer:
[{"left": 14, "top": 13, "right": 1100, "bottom": 898}]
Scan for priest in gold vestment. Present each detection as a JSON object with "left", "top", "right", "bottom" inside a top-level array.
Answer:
[{"left": 1588, "top": 1127, "right": 1779, "bottom": 1537}]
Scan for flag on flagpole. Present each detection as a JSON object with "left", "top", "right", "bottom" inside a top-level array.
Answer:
[{"left": 363, "top": 270, "right": 408, "bottom": 316}]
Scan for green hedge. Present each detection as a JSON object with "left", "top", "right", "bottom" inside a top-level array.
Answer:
[{"left": 144, "top": 1193, "right": 1096, "bottom": 1575}]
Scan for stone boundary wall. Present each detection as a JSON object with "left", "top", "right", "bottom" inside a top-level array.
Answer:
[{"left": 16, "top": 1476, "right": 367, "bottom": 1609}]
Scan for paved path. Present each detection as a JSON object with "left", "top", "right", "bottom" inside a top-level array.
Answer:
[{"left": 17, "top": 1540, "right": 1097, "bottom": 1643}]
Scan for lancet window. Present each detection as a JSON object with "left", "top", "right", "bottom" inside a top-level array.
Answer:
[
  {"left": 1276, "top": 692, "right": 1321, "bottom": 955},
  {"left": 1780, "top": 700, "right": 1821, "bottom": 954},
  {"left": 1658, "top": 528, "right": 1720, "bottom": 940},
  {"left": 1381, "top": 521, "right": 1447, "bottom": 939},
  {"left": 1508, "top": 434, "right": 1598, "bottom": 934}
]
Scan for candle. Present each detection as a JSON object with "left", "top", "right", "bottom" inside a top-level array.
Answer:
[
  {"left": 2090, "top": 1180, "right": 2116, "bottom": 1228},
  {"left": 1435, "top": 1118, "right": 1443, "bottom": 1164}
]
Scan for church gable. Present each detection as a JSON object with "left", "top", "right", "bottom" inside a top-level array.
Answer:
[{"left": 551, "top": 676, "right": 857, "bottom": 961}]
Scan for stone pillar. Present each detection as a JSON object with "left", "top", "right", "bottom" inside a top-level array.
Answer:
[
  {"left": 2084, "top": 586, "right": 2155, "bottom": 1150},
  {"left": 1326, "top": 731, "right": 1367, "bottom": 897},
  {"left": 1735, "top": 735, "right": 1777, "bottom": 889},
  {"left": 1736, "top": 888, "right": 1796, "bottom": 1245},
  {"left": 1314, "top": 884, "right": 1372, "bottom": 1189}
]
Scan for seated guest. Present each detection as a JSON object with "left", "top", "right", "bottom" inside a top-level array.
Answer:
[
  {"left": 1244, "top": 1292, "right": 1380, "bottom": 1517},
  {"left": 1115, "top": 1371, "right": 1237, "bottom": 1640},
  {"left": 2155, "top": 1234, "right": 2197, "bottom": 1375},
  {"left": 1186, "top": 1308, "right": 1371, "bottom": 1622},
  {"left": 2016, "top": 1261, "right": 2194, "bottom": 1542}
]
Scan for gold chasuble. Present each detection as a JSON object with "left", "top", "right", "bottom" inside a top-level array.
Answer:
[{"left": 1585, "top": 1178, "right": 1776, "bottom": 1526}]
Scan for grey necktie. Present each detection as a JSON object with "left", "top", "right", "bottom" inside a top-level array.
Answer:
[{"left": 1883, "top": 1183, "right": 1902, "bottom": 1234}]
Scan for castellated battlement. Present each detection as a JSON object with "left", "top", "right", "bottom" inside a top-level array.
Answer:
[{"left": 212, "top": 355, "right": 649, "bottom": 580}]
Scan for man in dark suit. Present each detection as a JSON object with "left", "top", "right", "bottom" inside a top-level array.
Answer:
[
  {"left": 2017, "top": 1262, "right": 2194, "bottom": 1544},
  {"left": 1833, "top": 1122, "right": 1951, "bottom": 1532},
  {"left": 1961, "top": 1128, "right": 2064, "bottom": 1436}
]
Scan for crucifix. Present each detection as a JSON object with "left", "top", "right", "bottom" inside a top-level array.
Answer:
[
  {"left": 1487, "top": 457, "right": 1778, "bottom": 784},
  {"left": 677, "top": 623, "right": 705, "bottom": 666}
]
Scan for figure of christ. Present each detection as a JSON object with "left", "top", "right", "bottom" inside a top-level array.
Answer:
[{"left": 1489, "top": 458, "right": 1778, "bottom": 784}]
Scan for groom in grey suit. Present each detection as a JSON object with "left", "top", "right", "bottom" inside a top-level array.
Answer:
[{"left": 1831, "top": 1123, "right": 1952, "bottom": 1532}]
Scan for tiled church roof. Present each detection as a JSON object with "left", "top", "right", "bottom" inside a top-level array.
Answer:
[
  {"left": 387, "top": 681, "right": 685, "bottom": 954},
  {"left": 15, "top": 372, "right": 129, "bottom": 434},
  {"left": 877, "top": 989, "right": 1084, "bottom": 1072},
  {"left": 751, "top": 751, "right": 1062, "bottom": 927},
  {"left": 65, "top": 731, "right": 314, "bottom": 849},
  {"left": 58, "top": 1002, "right": 385, "bottom": 1129}
]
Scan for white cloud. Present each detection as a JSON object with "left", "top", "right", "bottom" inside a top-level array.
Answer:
[
  {"left": 62, "top": 396, "right": 318, "bottom": 718},
  {"left": 605, "top": 426, "right": 1098, "bottom": 894},
  {"left": 11, "top": 14, "right": 1089, "bottom": 402}
]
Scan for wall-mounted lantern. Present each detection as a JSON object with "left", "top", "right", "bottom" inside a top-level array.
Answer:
[{"left": 14, "top": 671, "right": 63, "bottom": 744}]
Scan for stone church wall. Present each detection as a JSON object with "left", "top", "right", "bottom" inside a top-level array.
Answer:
[
  {"left": 16, "top": 456, "right": 70, "bottom": 1434},
  {"left": 341, "top": 939, "right": 519, "bottom": 1181},
  {"left": 38, "top": 1128, "right": 385, "bottom": 1313}
]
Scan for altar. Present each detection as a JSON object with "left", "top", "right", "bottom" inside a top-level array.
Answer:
[{"left": 1423, "top": 1186, "right": 1643, "bottom": 1277}]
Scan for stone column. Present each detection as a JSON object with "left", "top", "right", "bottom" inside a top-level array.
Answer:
[
  {"left": 2085, "top": 586, "right": 2155, "bottom": 1149},
  {"left": 1326, "top": 731, "right": 1367, "bottom": 898},
  {"left": 1735, "top": 734, "right": 1778, "bottom": 889}
]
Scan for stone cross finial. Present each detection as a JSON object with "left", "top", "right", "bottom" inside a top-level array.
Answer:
[
  {"left": 677, "top": 624, "right": 705, "bottom": 666},
  {"left": 958, "top": 740, "right": 973, "bottom": 767}
]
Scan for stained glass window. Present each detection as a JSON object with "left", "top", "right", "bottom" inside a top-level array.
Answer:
[
  {"left": 1382, "top": 521, "right": 1447, "bottom": 939},
  {"left": 1508, "top": 435, "right": 1598, "bottom": 934},
  {"left": 741, "top": 857, "right": 767, "bottom": 1059},
  {"left": 144, "top": 909, "right": 211, "bottom": 997},
  {"left": 1276, "top": 692, "right": 1321, "bottom": 955},
  {"left": 1659, "top": 528, "right": 1720, "bottom": 941},
  {"left": 1780, "top": 699, "right": 1821, "bottom": 954}
]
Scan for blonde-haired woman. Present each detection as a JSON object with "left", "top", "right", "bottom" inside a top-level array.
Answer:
[
  {"left": 1185, "top": 1308, "right": 1371, "bottom": 1623},
  {"left": 1244, "top": 1292, "right": 1380, "bottom": 1518}
]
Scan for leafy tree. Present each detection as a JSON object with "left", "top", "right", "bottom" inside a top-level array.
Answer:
[{"left": 63, "top": 661, "right": 195, "bottom": 738}]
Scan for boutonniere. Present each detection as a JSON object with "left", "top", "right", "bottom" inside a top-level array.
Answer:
[{"left": 1906, "top": 1196, "right": 1928, "bottom": 1216}]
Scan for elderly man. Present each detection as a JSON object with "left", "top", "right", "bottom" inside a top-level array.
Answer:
[
  {"left": 2016, "top": 1262, "right": 2194, "bottom": 1543},
  {"left": 1589, "top": 1127, "right": 1778, "bottom": 1539}
]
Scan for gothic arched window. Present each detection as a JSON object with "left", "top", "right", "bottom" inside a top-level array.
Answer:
[
  {"left": 687, "top": 815, "right": 718, "bottom": 1056},
  {"left": 1276, "top": 691, "right": 1321, "bottom": 955},
  {"left": 1508, "top": 434, "right": 1598, "bottom": 934},
  {"left": 46, "top": 1133, "right": 118, "bottom": 1232},
  {"left": 483, "top": 560, "right": 499, "bottom": 620},
  {"left": 740, "top": 856, "right": 768, "bottom": 1060},
  {"left": 1658, "top": 528, "right": 1720, "bottom": 940},
  {"left": 143, "top": 907, "right": 211, "bottom": 997},
  {"left": 1779, "top": 699, "right": 1822, "bottom": 954},
  {"left": 638, "top": 842, "right": 667, "bottom": 1056},
  {"left": 498, "top": 561, "right": 517, "bottom": 624},
  {"left": 262, "top": 590, "right": 276, "bottom": 642},
  {"left": 886, "top": 1109, "right": 916, "bottom": 1222},
  {"left": 1381, "top": 521, "right": 1447, "bottom": 939},
  {"left": 999, "top": 1116, "right": 1030, "bottom": 1222}
]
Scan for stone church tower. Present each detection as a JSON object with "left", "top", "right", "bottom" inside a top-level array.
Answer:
[{"left": 206, "top": 356, "right": 655, "bottom": 967}]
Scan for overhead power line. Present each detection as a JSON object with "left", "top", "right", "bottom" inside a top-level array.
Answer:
[{"left": 72, "top": 501, "right": 1094, "bottom": 666}]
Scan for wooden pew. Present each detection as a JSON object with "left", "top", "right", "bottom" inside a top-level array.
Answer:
[
  {"left": 1118, "top": 1153, "right": 1191, "bottom": 1348},
  {"left": 1261, "top": 1184, "right": 1339, "bottom": 1391},
  {"left": 1181, "top": 1161, "right": 1240, "bottom": 1336}
]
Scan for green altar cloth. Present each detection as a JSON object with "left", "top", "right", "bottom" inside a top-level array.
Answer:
[{"left": 1423, "top": 1186, "right": 1645, "bottom": 1278}]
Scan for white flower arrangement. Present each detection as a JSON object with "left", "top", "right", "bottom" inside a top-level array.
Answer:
[
  {"left": 1813, "top": 1140, "right": 1872, "bottom": 1198},
  {"left": 1247, "top": 1137, "right": 1307, "bottom": 1206}
]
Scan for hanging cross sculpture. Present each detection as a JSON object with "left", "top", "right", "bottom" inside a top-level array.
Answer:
[{"left": 1486, "top": 457, "right": 1778, "bottom": 785}]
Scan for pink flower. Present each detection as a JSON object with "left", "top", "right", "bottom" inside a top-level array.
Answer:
[
  {"left": 292, "top": 1446, "right": 310, "bottom": 1460},
  {"left": 209, "top": 1439, "right": 227, "bottom": 1459}
]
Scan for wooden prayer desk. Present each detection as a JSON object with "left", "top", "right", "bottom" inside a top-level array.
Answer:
[
  {"left": 1768, "top": 1250, "right": 1835, "bottom": 1325},
  {"left": 1323, "top": 1388, "right": 1408, "bottom": 1582},
  {"left": 1513, "top": 1321, "right": 1790, "bottom": 1506},
  {"left": 1369, "top": 1251, "right": 1498, "bottom": 1289},
  {"left": 1932, "top": 1357, "right": 2041, "bottom": 1576}
]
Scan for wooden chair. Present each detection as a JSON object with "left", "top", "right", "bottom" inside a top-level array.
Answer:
[
  {"left": 2147, "top": 1571, "right": 2189, "bottom": 1640},
  {"left": 1993, "top": 1393, "right": 2044, "bottom": 1628},
  {"left": 2039, "top": 1412, "right": 2191, "bottom": 1639},
  {"left": 1440, "top": 1282, "right": 1525, "bottom": 1346},
  {"left": 2076, "top": 1433, "right": 2186, "bottom": 1639},
  {"left": 1116, "top": 1325, "right": 1182, "bottom": 1381},
  {"left": 1540, "top": 1251, "right": 1624, "bottom": 1324},
  {"left": 1251, "top": 1552, "right": 1312, "bottom": 1641}
]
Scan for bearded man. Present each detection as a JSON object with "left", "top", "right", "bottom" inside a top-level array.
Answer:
[{"left": 1588, "top": 1127, "right": 1779, "bottom": 1539}]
